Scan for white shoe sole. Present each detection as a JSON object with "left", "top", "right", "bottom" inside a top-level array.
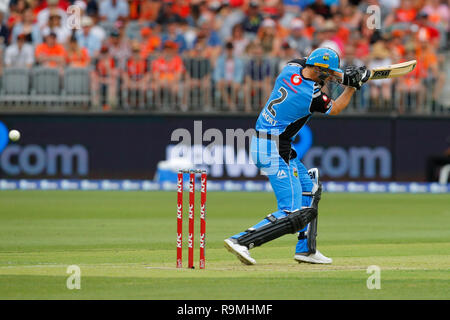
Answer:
[
  {"left": 294, "top": 254, "right": 332, "bottom": 264},
  {"left": 224, "top": 239, "right": 256, "bottom": 265}
]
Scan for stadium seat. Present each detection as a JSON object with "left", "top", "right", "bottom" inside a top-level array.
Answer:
[
  {"left": 62, "top": 67, "right": 92, "bottom": 106},
  {"left": 0, "top": 68, "right": 30, "bottom": 105},
  {"left": 30, "top": 67, "right": 61, "bottom": 105}
]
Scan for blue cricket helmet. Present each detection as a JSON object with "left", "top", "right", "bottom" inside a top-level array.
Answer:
[{"left": 305, "top": 47, "right": 343, "bottom": 74}]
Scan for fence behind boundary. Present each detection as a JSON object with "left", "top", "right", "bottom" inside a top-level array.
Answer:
[{"left": 0, "top": 54, "right": 448, "bottom": 114}]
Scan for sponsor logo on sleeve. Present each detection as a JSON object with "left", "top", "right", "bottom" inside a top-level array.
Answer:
[{"left": 290, "top": 74, "right": 302, "bottom": 85}]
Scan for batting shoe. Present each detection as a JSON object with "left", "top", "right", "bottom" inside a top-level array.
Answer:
[
  {"left": 224, "top": 238, "right": 256, "bottom": 265},
  {"left": 294, "top": 250, "right": 332, "bottom": 264}
]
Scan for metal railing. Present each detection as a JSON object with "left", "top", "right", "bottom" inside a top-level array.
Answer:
[{"left": 0, "top": 55, "right": 448, "bottom": 115}]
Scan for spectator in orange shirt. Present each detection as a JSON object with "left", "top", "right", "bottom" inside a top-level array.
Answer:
[
  {"left": 171, "top": 0, "right": 191, "bottom": 20},
  {"left": 65, "top": 35, "right": 90, "bottom": 68},
  {"left": 332, "top": 13, "right": 350, "bottom": 46},
  {"left": 387, "top": 32, "right": 406, "bottom": 61},
  {"left": 398, "top": 47, "right": 426, "bottom": 114},
  {"left": 35, "top": 32, "right": 66, "bottom": 69},
  {"left": 122, "top": 41, "right": 150, "bottom": 109},
  {"left": 422, "top": 0, "right": 449, "bottom": 32},
  {"left": 385, "top": 0, "right": 417, "bottom": 26},
  {"left": 140, "top": 26, "right": 161, "bottom": 59},
  {"left": 299, "top": 7, "right": 316, "bottom": 40},
  {"left": 150, "top": 41, "right": 184, "bottom": 110},
  {"left": 353, "top": 32, "right": 370, "bottom": 60},
  {"left": 138, "top": 0, "right": 161, "bottom": 22}
]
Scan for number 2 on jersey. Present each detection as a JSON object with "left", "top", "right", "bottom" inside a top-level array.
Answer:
[{"left": 267, "top": 87, "right": 288, "bottom": 117}]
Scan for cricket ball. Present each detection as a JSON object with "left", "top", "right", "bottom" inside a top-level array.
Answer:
[{"left": 9, "top": 129, "right": 20, "bottom": 142}]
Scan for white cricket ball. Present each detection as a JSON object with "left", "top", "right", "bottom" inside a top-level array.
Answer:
[{"left": 9, "top": 129, "right": 20, "bottom": 142}]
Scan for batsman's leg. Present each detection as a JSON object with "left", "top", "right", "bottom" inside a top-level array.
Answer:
[
  {"left": 225, "top": 136, "right": 317, "bottom": 264},
  {"left": 294, "top": 162, "right": 315, "bottom": 254},
  {"left": 293, "top": 163, "right": 332, "bottom": 264}
]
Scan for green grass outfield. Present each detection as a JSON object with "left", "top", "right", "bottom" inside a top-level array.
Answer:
[{"left": 0, "top": 191, "right": 449, "bottom": 299}]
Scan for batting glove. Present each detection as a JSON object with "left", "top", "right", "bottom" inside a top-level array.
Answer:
[{"left": 342, "top": 66, "right": 370, "bottom": 90}]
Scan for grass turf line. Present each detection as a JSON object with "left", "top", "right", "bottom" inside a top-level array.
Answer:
[{"left": 0, "top": 191, "right": 448, "bottom": 299}]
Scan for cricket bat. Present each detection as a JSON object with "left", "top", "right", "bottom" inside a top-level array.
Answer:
[{"left": 368, "top": 60, "right": 417, "bottom": 80}]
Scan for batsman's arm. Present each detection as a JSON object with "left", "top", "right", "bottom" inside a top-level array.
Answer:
[
  {"left": 328, "top": 65, "right": 370, "bottom": 115},
  {"left": 328, "top": 87, "right": 356, "bottom": 115}
]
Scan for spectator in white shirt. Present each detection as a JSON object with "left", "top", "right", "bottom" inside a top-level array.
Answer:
[
  {"left": 11, "top": 8, "right": 42, "bottom": 45},
  {"left": 41, "top": 11, "right": 71, "bottom": 45},
  {"left": 4, "top": 33, "right": 34, "bottom": 68},
  {"left": 76, "top": 15, "right": 102, "bottom": 57},
  {"left": 37, "top": 0, "right": 67, "bottom": 29},
  {"left": 99, "top": 0, "right": 129, "bottom": 23}
]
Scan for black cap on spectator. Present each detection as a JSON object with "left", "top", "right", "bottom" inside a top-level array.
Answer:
[
  {"left": 48, "top": 32, "right": 57, "bottom": 38},
  {"left": 110, "top": 29, "right": 120, "bottom": 37},
  {"left": 225, "top": 42, "right": 233, "bottom": 50}
]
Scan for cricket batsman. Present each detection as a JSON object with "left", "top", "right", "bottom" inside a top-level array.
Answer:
[{"left": 224, "top": 47, "right": 370, "bottom": 265}]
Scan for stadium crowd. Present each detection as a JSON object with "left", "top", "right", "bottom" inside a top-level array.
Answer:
[{"left": 0, "top": 0, "right": 448, "bottom": 113}]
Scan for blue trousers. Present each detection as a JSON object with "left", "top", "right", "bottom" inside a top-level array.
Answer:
[{"left": 231, "top": 136, "right": 314, "bottom": 253}]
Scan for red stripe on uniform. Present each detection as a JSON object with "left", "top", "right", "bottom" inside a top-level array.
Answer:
[{"left": 283, "top": 79, "right": 298, "bottom": 93}]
